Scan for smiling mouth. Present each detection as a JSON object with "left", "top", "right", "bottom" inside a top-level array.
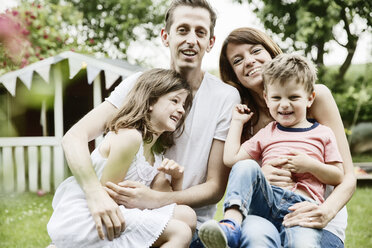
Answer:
[
  {"left": 170, "top": 115, "right": 180, "bottom": 123},
  {"left": 247, "top": 68, "right": 260, "bottom": 77},
  {"left": 181, "top": 49, "right": 197, "bottom": 57},
  {"left": 279, "top": 111, "right": 294, "bottom": 116}
]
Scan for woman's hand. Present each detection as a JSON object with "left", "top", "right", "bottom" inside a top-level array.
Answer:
[
  {"left": 261, "top": 158, "right": 294, "bottom": 189},
  {"left": 283, "top": 201, "right": 335, "bottom": 229}
]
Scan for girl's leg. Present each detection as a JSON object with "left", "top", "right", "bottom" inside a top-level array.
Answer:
[{"left": 152, "top": 205, "right": 196, "bottom": 248}]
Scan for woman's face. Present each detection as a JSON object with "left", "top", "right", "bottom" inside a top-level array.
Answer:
[{"left": 226, "top": 43, "right": 272, "bottom": 94}]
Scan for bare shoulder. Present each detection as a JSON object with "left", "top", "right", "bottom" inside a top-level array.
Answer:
[
  {"left": 314, "top": 84, "right": 333, "bottom": 99},
  {"left": 113, "top": 128, "right": 142, "bottom": 144}
]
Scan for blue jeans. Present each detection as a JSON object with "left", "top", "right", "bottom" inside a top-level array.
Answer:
[{"left": 224, "top": 160, "right": 322, "bottom": 248}]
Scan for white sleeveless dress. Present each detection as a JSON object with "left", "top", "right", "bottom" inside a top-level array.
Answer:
[{"left": 47, "top": 141, "right": 176, "bottom": 248}]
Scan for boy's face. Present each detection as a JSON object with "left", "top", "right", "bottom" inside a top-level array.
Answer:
[
  {"left": 263, "top": 79, "right": 315, "bottom": 128},
  {"left": 161, "top": 5, "right": 215, "bottom": 72}
]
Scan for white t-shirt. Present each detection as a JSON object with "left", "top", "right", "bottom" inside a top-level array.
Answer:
[
  {"left": 106, "top": 71, "right": 241, "bottom": 228},
  {"left": 324, "top": 186, "right": 348, "bottom": 242}
]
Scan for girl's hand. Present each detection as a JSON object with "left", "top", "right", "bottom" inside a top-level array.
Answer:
[
  {"left": 283, "top": 201, "right": 334, "bottom": 229},
  {"left": 158, "top": 158, "right": 184, "bottom": 179},
  {"left": 284, "top": 150, "right": 316, "bottom": 173},
  {"left": 261, "top": 158, "right": 294, "bottom": 189},
  {"left": 232, "top": 104, "right": 254, "bottom": 124}
]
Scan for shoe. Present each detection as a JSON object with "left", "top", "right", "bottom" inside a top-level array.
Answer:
[{"left": 199, "top": 219, "right": 241, "bottom": 248}]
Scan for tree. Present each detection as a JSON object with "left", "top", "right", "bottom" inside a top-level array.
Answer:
[
  {"left": 58, "top": 0, "right": 168, "bottom": 59},
  {"left": 0, "top": 0, "right": 84, "bottom": 75},
  {"left": 234, "top": 0, "right": 372, "bottom": 81}
]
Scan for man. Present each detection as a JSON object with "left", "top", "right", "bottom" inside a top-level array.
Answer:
[{"left": 62, "top": 0, "right": 240, "bottom": 247}]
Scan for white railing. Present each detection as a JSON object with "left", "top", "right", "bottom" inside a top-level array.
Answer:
[{"left": 0, "top": 137, "right": 66, "bottom": 193}]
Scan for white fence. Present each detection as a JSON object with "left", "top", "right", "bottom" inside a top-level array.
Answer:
[{"left": 0, "top": 137, "right": 66, "bottom": 193}]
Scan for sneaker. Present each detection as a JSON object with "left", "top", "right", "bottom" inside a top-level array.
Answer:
[{"left": 199, "top": 219, "right": 241, "bottom": 248}]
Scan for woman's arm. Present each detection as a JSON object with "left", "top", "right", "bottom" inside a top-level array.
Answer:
[
  {"left": 100, "top": 129, "right": 142, "bottom": 185},
  {"left": 283, "top": 84, "right": 356, "bottom": 228}
]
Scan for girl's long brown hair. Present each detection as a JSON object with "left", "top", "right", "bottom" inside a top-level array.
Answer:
[{"left": 106, "top": 68, "right": 192, "bottom": 153}]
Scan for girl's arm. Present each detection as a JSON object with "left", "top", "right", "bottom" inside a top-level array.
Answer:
[
  {"left": 100, "top": 129, "right": 142, "bottom": 185},
  {"left": 224, "top": 104, "right": 254, "bottom": 167},
  {"left": 283, "top": 84, "right": 356, "bottom": 228}
]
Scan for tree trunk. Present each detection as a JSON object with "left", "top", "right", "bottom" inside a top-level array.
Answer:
[{"left": 337, "top": 35, "right": 358, "bottom": 81}]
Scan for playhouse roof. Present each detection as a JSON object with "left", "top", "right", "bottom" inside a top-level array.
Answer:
[{"left": 0, "top": 51, "right": 143, "bottom": 96}]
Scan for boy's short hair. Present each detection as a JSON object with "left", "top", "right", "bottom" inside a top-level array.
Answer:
[
  {"left": 262, "top": 53, "right": 317, "bottom": 94},
  {"left": 165, "top": 0, "right": 217, "bottom": 38}
]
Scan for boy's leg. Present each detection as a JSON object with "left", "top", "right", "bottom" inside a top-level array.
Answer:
[
  {"left": 282, "top": 225, "right": 322, "bottom": 248},
  {"left": 199, "top": 160, "right": 277, "bottom": 248},
  {"left": 240, "top": 215, "right": 281, "bottom": 248},
  {"left": 320, "top": 229, "right": 344, "bottom": 248}
]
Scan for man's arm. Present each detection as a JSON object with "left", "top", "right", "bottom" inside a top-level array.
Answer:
[
  {"left": 105, "top": 139, "right": 230, "bottom": 209},
  {"left": 62, "top": 101, "right": 125, "bottom": 240}
]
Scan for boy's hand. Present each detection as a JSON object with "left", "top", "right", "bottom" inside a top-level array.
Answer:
[
  {"left": 232, "top": 104, "right": 254, "bottom": 124},
  {"left": 284, "top": 150, "right": 316, "bottom": 173},
  {"left": 158, "top": 158, "right": 184, "bottom": 179}
]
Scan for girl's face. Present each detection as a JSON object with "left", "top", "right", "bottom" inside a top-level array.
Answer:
[
  {"left": 149, "top": 88, "right": 189, "bottom": 133},
  {"left": 226, "top": 43, "right": 272, "bottom": 94}
]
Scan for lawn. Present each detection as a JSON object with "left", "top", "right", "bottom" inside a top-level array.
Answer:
[{"left": 0, "top": 187, "right": 371, "bottom": 247}]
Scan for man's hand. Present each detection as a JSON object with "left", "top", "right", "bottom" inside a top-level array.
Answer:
[
  {"left": 261, "top": 158, "right": 294, "bottom": 189},
  {"left": 85, "top": 187, "right": 125, "bottom": 241},
  {"left": 283, "top": 201, "right": 334, "bottom": 229},
  {"left": 105, "top": 181, "right": 162, "bottom": 209}
]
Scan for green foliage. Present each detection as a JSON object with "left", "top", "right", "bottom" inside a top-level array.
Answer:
[
  {"left": 329, "top": 63, "right": 372, "bottom": 125},
  {"left": 0, "top": 0, "right": 86, "bottom": 75},
  {"left": 59, "top": 0, "right": 168, "bottom": 58},
  {"left": 234, "top": 0, "right": 371, "bottom": 79}
]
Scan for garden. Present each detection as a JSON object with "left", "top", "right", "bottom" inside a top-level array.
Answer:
[{"left": 1, "top": 0, "right": 371, "bottom": 247}]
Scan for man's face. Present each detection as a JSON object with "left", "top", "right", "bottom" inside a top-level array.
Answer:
[{"left": 161, "top": 6, "right": 215, "bottom": 72}]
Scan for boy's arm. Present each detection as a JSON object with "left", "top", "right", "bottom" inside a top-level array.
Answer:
[
  {"left": 285, "top": 150, "right": 344, "bottom": 185},
  {"left": 100, "top": 129, "right": 142, "bottom": 185},
  {"left": 223, "top": 119, "right": 252, "bottom": 167},
  {"left": 283, "top": 84, "right": 356, "bottom": 228},
  {"left": 224, "top": 104, "right": 254, "bottom": 167}
]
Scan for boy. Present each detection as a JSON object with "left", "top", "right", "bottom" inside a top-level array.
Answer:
[{"left": 199, "top": 54, "right": 344, "bottom": 248}]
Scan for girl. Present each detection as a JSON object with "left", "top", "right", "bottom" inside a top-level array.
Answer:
[{"left": 47, "top": 68, "right": 196, "bottom": 248}]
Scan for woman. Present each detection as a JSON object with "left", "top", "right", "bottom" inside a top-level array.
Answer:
[{"left": 218, "top": 27, "right": 355, "bottom": 247}]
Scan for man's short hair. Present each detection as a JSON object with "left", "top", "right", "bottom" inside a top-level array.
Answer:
[
  {"left": 165, "top": 0, "right": 217, "bottom": 38},
  {"left": 262, "top": 53, "right": 317, "bottom": 94}
]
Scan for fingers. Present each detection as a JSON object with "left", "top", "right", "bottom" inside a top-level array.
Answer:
[
  {"left": 283, "top": 202, "right": 326, "bottom": 229},
  {"left": 158, "top": 158, "right": 184, "bottom": 177},
  {"left": 267, "top": 157, "right": 289, "bottom": 167},
  {"left": 93, "top": 215, "right": 105, "bottom": 240}
]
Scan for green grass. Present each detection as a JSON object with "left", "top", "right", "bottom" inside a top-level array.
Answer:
[{"left": 0, "top": 187, "right": 371, "bottom": 247}]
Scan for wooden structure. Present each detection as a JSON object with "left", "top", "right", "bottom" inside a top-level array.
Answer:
[{"left": 0, "top": 51, "right": 142, "bottom": 193}]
